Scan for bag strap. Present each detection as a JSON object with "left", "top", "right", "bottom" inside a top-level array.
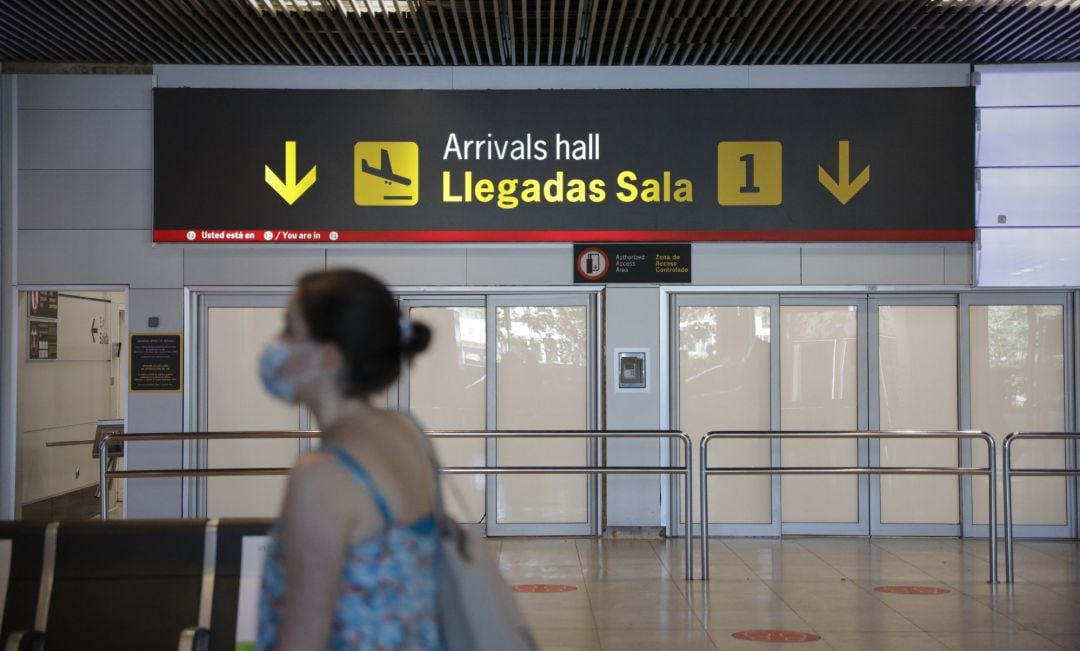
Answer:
[
  {"left": 401, "top": 412, "right": 450, "bottom": 526},
  {"left": 324, "top": 444, "right": 394, "bottom": 526}
]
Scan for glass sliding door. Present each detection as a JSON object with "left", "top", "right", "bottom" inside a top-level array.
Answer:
[
  {"left": 674, "top": 295, "right": 778, "bottom": 536},
  {"left": 962, "top": 294, "right": 1073, "bottom": 538},
  {"left": 197, "top": 294, "right": 307, "bottom": 518},
  {"left": 400, "top": 300, "right": 487, "bottom": 525},
  {"left": 870, "top": 298, "right": 961, "bottom": 535},
  {"left": 487, "top": 295, "right": 597, "bottom": 536},
  {"left": 779, "top": 297, "right": 869, "bottom": 535}
]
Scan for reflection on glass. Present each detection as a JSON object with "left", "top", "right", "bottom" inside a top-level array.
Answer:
[
  {"left": 679, "top": 306, "right": 772, "bottom": 525},
  {"left": 780, "top": 306, "right": 859, "bottom": 524},
  {"left": 207, "top": 307, "right": 299, "bottom": 518},
  {"left": 970, "top": 305, "right": 1066, "bottom": 525},
  {"left": 878, "top": 306, "right": 959, "bottom": 525},
  {"left": 496, "top": 306, "right": 588, "bottom": 524},
  {"left": 409, "top": 307, "right": 487, "bottom": 524}
]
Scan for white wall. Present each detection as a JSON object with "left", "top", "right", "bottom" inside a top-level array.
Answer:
[
  {"left": 974, "top": 63, "right": 1080, "bottom": 286},
  {"left": 16, "top": 291, "right": 122, "bottom": 506},
  {"left": 2, "top": 65, "right": 981, "bottom": 523}
]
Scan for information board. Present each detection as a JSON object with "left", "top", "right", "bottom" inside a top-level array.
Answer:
[
  {"left": 129, "top": 333, "right": 183, "bottom": 392},
  {"left": 29, "top": 290, "right": 58, "bottom": 319},
  {"left": 154, "top": 88, "right": 975, "bottom": 243},
  {"left": 28, "top": 320, "right": 57, "bottom": 360}
]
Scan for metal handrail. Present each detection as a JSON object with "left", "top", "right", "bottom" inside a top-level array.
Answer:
[
  {"left": 699, "top": 430, "right": 998, "bottom": 584},
  {"left": 1003, "top": 431, "right": 1080, "bottom": 583},
  {"left": 99, "top": 429, "right": 695, "bottom": 580}
]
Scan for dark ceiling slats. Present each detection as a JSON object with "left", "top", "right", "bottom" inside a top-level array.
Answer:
[
  {"left": 1013, "top": 7, "right": 1080, "bottom": 60},
  {"left": 982, "top": 2, "right": 1070, "bottom": 61},
  {"left": 689, "top": 0, "right": 725, "bottom": 65},
  {"left": 43, "top": 1, "right": 117, "bottom": 62},
  {"left": 1, "top": 0, "right": 1077, "bottom": 67},
  {"left": 843, "top": 0, "right": 908, "bottom": 64}
]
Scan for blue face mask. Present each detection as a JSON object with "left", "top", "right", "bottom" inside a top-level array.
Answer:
[{"left": 259, "top": 342, "right": 298, "bottom": 403}]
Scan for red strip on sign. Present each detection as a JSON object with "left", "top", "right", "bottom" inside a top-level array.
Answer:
[{"left": 155, "top": 229, "right": 975, "bottom": 243}]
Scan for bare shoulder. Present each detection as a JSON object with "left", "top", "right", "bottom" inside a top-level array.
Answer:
[{"left": 287, "top": 451, "right": 350, "bottom": 501}]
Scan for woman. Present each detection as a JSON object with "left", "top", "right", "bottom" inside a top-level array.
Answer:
[{"left": 256, "top": 269, "right": 440, "bottom": 651}]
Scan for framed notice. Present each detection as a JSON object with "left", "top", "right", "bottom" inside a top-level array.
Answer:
[
  {"left": 28, "top": 290, "right": 58, "bottom": 319},
  {"left": 574, "top": 243, "right": 691, "bottom": 283},
  {"left": 129, "top": 333, "right": 183, "bottom": 392},
  {"left": 28, "top": 320, "right": 58, "bottom": 360}
]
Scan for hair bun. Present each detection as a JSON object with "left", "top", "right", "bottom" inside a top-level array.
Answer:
[{"left": 402, "top": 321, "right": 431, "bottom": 357}]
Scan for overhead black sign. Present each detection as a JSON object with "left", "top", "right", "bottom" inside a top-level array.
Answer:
[
  {"left": 154, "top": 88, "right": 975, "bottom": 244},
  {"left": 130, "top": 333, "right": 183, "bottom": 393},
  {"left": 574, "top": 243, "right": 691, "bottom": 283}
]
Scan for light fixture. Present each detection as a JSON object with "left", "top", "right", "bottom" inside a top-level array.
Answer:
[
  {"left": 936, "top": 0, "right": 1080, "bottom": 8},
  {"left": 248, "top": 0, "right": 411, "bottom": 14}
]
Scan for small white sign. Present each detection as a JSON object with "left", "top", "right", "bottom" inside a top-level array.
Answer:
[
  {"left": 235, "top": 536, "right": 270, "bottom": 651},
  {"left": 0, "top": 540, "right": 12, "bottom": 624}
]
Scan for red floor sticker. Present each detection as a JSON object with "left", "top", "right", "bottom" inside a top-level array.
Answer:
[
  {"left": 732, "top": 630, "right": 821, "bottom": 643},
  {"left": 874, "top": 585, "right": 950, "bottom": 595},
  {"left": 511, "top": 583, "right": 578, "bottom": 593}
]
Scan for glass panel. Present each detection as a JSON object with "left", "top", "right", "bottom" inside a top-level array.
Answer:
[
  {"left": 409, "top": 306, "right": 487, "bottom": 524},
  {"left": 969, "top": 305, "right": 1067, "bottom": 526},
  {"left": 878, "top": 306, "right": 960, "bottom": 524},
  {"left": 977, "top": 107, "right": 1080, "bottom": 167},
  {"left": 495, "top": 305, "right": 588, "bottom": 524},
  {"left": 975, "top": 67, "right": 1080, "bottom": 107},
  {"left": 206, "top": 307, "right": 300, "bottom": 518},
  {"left": 679, "top": 305, "right": 772, "bottom": 525},
  {"left": 976, "top": 228, "right": 1080, "bottom": 287},
  {"left": 978, "top": 168, "right": 1080, "bottom": 228},
  {"left": 780, "top": 305, "right": 859, "bottom": 523}
]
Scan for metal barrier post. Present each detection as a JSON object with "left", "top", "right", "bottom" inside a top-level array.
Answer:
[
  {"left": 1001, "top": 432, "right": 1080, "bottom": 583},
  {"left": 698, "top": 431, "right": 999, "bottom": 584},
  {"left": 99, "top": 438, "right": 110, "bottom": 520},
  {"left": 699, "top": 435, "right": 710, "bottom": 581},
  {"left": 100, "top": 430, "right": 695, "bottom": 579},
  {"left": 1003, "top": 433, "right": 1015, "bottom": 583},
  {"left": 429, "top": 430, "right": 694, "bottom": 580},
  {"left": 987, "top": 433, "right": 998, "bottom": 585},
  {"left": 684, "top": 434, "right": 694, "bottom": 582}
]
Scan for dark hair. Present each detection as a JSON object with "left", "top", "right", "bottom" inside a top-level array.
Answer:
[{"left": 295, "top": 269, "right": 431, "bottom": 397}]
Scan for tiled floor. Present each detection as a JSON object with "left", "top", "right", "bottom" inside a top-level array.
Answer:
[{"left": 493, "top": 537, "right": 1080, "bottom": 650}]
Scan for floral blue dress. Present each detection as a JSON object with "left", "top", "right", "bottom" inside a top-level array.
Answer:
[{"left": 256, "top": 445, "right": 442, "bottom": 650}]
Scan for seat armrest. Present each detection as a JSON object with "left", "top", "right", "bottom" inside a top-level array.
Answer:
[
  {"left": 177, "top": 626, "right": 210, "bottom": 651},
  {"left": 4, "top": 630, "right": 45, "bottom": 651}
]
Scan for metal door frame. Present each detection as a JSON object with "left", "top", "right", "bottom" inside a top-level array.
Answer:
[
  {"left": 189, "top": 291, "right": 311, "bottom": 517},
  {"left": 778, "top": 294, "right": 870, "bottom": 536},
  {"left": 669, "top": 293, "right": 780, "bottom": 537},
  {"left": 485, "top": 293, "right": 600, "bottom": 537},
  {"left": 396, "top": 296, "right": 488, "bottom": 526},
  {"left": 868, "top": 294, "right": 963, "bottom": 537},
  {"left": 959, "top": 291, "right": 1075, "bottom": 540}
]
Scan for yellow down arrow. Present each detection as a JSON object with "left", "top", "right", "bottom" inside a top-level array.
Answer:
[
  {"left": 817, "top": 140, "right": 869, "bottom": 205},
  {"left": 265, "top": 141, "right": 317, "bottom": 205}
]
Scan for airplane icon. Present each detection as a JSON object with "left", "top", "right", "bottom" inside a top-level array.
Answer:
[
  {"left": 354, "top": 141, "right": 419, "bottom": 206},
  {"left": 361, "top": 148, "right": 414, "bottom": 186}
]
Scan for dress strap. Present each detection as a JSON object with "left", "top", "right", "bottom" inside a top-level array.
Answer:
[{"left": 324, "top": 445, "right": 393, "bottom": 526}]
